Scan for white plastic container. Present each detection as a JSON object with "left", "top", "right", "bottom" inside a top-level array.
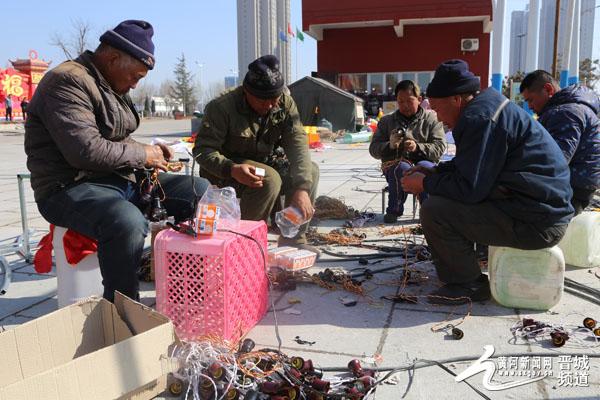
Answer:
[
  {"left": 53, "top": 226, "right": 103, "bottom": 308},
  {"left": 558, "top": 211, "right": 600, "bottom": 268},
  {"left": 488, "top": 245, "right": 565, "bottom": 310}
]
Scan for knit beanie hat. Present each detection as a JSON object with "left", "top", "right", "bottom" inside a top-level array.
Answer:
[
  {"left": 99, "top": 20, "right": 155, "bottom": 70},
  {"left": 243, "top": 55, "right": 284, "bottom": 99},
  {"left": 426, "top": 59, "right": 480, "bottom": 98}
]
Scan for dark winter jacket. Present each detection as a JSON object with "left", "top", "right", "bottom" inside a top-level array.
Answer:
[
  {"left": 537, "top": 84, "right": 600, "bottom": 191},
  {"left": 24, "top": 51, "right": 146, "bottom": 202},
  {"left": 369, "top": 107, "right": 446, "bottom": 164},
  {"left": 424, "top": 88, "right": 574, "bottom": 228}
]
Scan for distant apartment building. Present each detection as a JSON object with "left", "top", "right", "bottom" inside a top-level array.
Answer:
[
  {"left": 236, "top": 0, "right": 292, "bottom": 83},
  {"left": 579, "top": 0, "right": 597, "bottom": 62},
  {"left": 537, "top": 0, "right": 597, "bottom": 72},
  {"left": 509, "top": 10, "right": 528, "bottom": 75},
  {"left": 224, "top": 75, "right": 238, "bottom": 89}
]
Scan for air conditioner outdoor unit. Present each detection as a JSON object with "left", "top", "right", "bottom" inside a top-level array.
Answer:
[{"left": 461, "top": 38, "right": 479, "bottom": 52}]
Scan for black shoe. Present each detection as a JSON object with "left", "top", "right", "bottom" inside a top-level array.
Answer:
[
  {"left": 383, "top": 213, "right": 399, "bottom": 223},
  {"left": 427, "top": 274, "right": 491, "bottom": 305}
]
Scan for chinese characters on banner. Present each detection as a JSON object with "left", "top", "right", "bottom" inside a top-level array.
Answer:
[
  {"left": 1, "top": 51, "right": 50, "bottom": 120},
  {"left": 0, "top": 69, "right": 30, "bottom": 120}
]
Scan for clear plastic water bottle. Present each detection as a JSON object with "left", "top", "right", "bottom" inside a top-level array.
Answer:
[{"left": 275, "top": 206, "right": 309, "bottom": 238}]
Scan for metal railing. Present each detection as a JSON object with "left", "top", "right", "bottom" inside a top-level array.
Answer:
[{"left": 0, "top": 174, "right": 43, "bottom": 295}]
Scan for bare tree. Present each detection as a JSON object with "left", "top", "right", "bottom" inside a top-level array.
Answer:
[
  {"left": 50, "top": 19, "right": 93, "bottom": 60},
  {"left": 130, "top": 81, "right": 157, "bottom": 106},
  {"left": 579, "top": 58, "right": 600, "bottom": 89},
  {"left": 157, "top": 79, "right": 178, "bottom": 116},
  {"left": 158, "top": 80, "right": 175, "bottom": 98},
  {"left": 202, "top": 81, "right": 226, "bottom": 104}
]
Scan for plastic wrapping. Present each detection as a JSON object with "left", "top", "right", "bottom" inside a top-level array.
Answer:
[
  {"left": 194, "top": 186, "right": 241, "bottom": 235},
  {"left": 275, "top": 206, "right": 309, "bottom": 238}
]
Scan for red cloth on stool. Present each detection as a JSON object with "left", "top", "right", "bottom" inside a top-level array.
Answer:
[{"left": 34, "top": 225, "right": 98, "bottom": 273}]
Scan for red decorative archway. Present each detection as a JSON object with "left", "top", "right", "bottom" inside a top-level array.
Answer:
[{"left": 1, "top": 50, "right": 51, "bottom": 120}]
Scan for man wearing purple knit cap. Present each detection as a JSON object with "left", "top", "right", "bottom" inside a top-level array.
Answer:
[{"left": 25, "top": 20, "right": 209, "bottom": 302}]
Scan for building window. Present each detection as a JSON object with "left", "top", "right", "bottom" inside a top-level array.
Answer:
[
  {"left": 417, "top": 72, "right": 433, "bottom": 92},
  {"left": 385, "top": 73, "right": 399, "bottom": 95},
  {"left": 401, "top": 72, "right": 416, "bottom": 83},
  {"left": 369, "top": 74, "right": 384, "bottom": 95},
  {"left": 339, "top": 73, "right": 367, "bottom": 94},
  {"left": 338, "top": 71, "right": 433, "bottom": 96}
]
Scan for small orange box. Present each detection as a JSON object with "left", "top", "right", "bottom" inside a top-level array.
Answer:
[
  {"left": 197, "top": 218, "right": 218, "bottom": 235},
  {"left": 199, "top": 204, "right": 220, "bottom": 219},
  {"left": 195, "top": 204, "right": 221, "bottom": 235}
]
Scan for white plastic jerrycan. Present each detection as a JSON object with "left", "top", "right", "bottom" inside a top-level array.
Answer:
[
  {"left": 558, "top": 211, "right": 600, "bottom": 268},
  {"left": 488, "top": 245, "right": 565, "bottom": 310}
]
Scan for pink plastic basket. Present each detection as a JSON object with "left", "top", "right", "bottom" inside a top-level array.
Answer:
[{"left": 154, "top": 220, "right": 268, "bottom": 342}]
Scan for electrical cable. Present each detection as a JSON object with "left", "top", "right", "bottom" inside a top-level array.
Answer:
[
  {"left": 564, "top": 277, "right": 600, "bottom": 297},
  {"left": 318, "top": 351, "right": 600, "bottom": 373},
  {"left": 320, "top": 248, "right": 407, "bottom": 260},
  {"left": 564, "top": 286, "right": 600, "bottom": 306},
  {"left": 349, "top": 263, "right": 406, "bottom": 278}
]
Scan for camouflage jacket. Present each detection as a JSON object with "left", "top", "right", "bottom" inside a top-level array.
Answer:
[{"left": 192, "top": 86, "right": 313, "bottom": 191}]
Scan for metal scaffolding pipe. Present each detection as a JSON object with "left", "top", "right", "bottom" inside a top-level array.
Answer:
[
  {"left": 525, "top": 0, "right": 540, "bottom": 73},
  {"left": 568, "top": 0, "right": 580, "bottom": 84},
  {"left": 491, "top": 0, "right": 506, "bottom": 91},
  {"left": 560, "top": 0, "right": 576, "bottom": 87}
]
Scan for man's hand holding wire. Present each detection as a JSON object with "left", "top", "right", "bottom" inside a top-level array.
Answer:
[{"left": 144, "top": 144, "right": 171, "bottom": 171}]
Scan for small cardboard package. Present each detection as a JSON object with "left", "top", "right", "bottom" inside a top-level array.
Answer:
[{"left": 0, "top": 292, "right": 178, "bottom": 400}]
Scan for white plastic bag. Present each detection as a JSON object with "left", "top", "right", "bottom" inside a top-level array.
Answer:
[{"left": 194, "top": 186, "right": 241, "bottom": 234}]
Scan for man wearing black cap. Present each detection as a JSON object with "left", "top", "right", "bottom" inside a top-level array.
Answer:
[
  {"left": 25, "top": 20, "right": 209, "bottom": 302},
  {"left": 193, "top": 55, "right": 319, "bottom": 252},
  {"left": 401, "top": 59, "right": 573, "bottom": 305}
]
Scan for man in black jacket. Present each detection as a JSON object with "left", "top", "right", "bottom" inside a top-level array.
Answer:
[
  {"left": 402, "top": 60, "right": 573, "bottom": 304},
  {"left": 520, "top": 70, "right": 600, "bottom": 214}
]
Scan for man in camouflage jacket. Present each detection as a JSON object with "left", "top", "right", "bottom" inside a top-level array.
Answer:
[{"left": 193, "top": 55, "right": 319, "bottom": 251}]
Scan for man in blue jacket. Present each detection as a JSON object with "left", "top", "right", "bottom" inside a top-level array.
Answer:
[
  {"left": 401, "top": 60, "right": 574, "bottom": 305},
  {"left": 520, "top": 70, "right": 600, "bottom": 214}
]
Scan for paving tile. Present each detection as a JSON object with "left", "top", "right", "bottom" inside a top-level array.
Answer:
[
  {"left": 0, "top": 271, "right": 56, "bottom": 320},
  {"left": 248, "top": 283, "right": 390, "bottom": 361},
  {"left": 15, "top": 296, "right": 58, "bottom": 318},
  {"left": 0, "top": 314, "right": 35, "bottom": 332}
]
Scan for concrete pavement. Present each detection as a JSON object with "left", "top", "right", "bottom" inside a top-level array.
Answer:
[{"left": 0, "top": 119, "right": 598, "bottom": 400}]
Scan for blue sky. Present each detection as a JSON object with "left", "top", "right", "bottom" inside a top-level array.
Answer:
[
  {"left": 2, "top": 0, "right": 579, "bottom": 88},
  {"left": 1, "top": 0, "right": 316, "bottom": 88}
]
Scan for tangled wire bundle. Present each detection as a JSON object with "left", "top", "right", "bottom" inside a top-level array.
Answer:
[{"left": 314, "top": 196, "right": 359, "bottom": 220}]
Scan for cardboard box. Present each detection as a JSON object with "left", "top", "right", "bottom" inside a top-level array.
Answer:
[{"left": 0, "top": 292, "right": 177, "bottom": 400}]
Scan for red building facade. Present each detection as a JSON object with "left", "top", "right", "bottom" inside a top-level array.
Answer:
[
  {"left": 302, "top": 0, "right": 492, "bottom": 97},
  {"left": 1, "top": 50, "right": 51, "bottom": 119}
]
